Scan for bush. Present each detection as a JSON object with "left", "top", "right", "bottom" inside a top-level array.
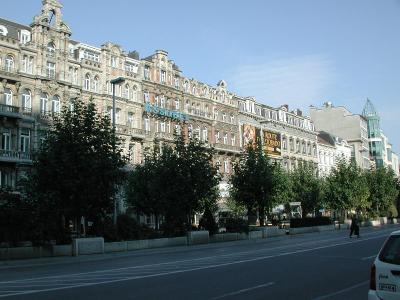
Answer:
[
  {"left": 222, "top": 218, "right": 249, "bottom": 233},
  {"left": 117, "top": 214, "right": 142, "bottom": 240},
  {"left": 290, "top": 217, "right": 332, "bottom": 228}
]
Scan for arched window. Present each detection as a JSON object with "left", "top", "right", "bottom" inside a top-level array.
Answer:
[
  {"left": 202, "top": 127, "right": 208, "bottom": 142},
  {"left": 124, "top": 84, "right": 130, "bottom": 99},
  {"left": 231, "top": 134, "right": 236, "bottom": 146},
  {"left": 93, "top": 76, "right": 99, "bottom": 92},
  {"left": 21, "top": 89, "right": 31, "bottom": 112},
  {"left": 5, "top": 55, "right": 14, "bottom": 72},
  {"left": 84, "top": 74, "right": 91, "bottom": 90},
  {"left": 215, "top": 131, "right": 220, "bottom": 143},
  {"left": 4, "top": 88, "right": 12, "bottom": 106},
  {"left": 47, "top": 42, "right": 55, "bottom": 53},
  {"left": 40, "top": 92, "right": 48, "bottom": 113},
  {"left": 52, "top": 95, "right": 60, "bottom": 113}
]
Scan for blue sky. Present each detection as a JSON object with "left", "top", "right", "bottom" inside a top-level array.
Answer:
[{"left": 4, "top": 0, "right": 400, "bottom": 153}]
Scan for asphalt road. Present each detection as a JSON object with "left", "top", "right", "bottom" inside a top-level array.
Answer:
[{"left": 0, "top": 225, "right": 398, "bottom": 300}]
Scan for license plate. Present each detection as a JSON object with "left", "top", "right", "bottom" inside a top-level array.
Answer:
[{"left": 379, "top": 283, "right": 397, "bottom": 292}]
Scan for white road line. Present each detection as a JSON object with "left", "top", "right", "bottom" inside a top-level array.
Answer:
[
  {"left": 0, "top": 235, "right": 388, "bottom": 298},
  {"left": 311, "top": 280, "right": 369, "bottom": 300},
  {"left": 211, "top": 282, "right": 275, "bottom": 299},
  {"left": 362, "top": 254, "right": 377, "bottom": 260}
]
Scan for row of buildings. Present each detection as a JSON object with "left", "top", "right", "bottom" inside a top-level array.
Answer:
[{"left": 1, "top": 1, "right": 399, "bottom": 208}]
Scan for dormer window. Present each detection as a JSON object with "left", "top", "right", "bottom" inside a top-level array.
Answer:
[
  {"left": 19, "top": 30, "right": 30, "bottom": 44},
  {"left": 144, "top": 65, "right": 150, "bottom": 80},
  {"left": 47, "top": 42, "right": 55, "bottom": 56},
  {"left": 0, "top": 25, "right": 7, "bottom": 36},
  {"left": 111, "top": 56, "right": 118, "bottom": 68},
  {"left": 160, "top": 70, "right": 166, "bottom": 83}
]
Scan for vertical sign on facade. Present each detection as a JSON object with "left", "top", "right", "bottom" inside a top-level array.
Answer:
[
  {"left": 263, "top": 130, "right": 281, "bottom": 156},
  {"left": 242, "top": 124, "right": 261, "bottom": 148}
]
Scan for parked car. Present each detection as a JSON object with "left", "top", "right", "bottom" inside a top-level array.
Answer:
[{"left": 369, "top": 230, "right": 400, "bottom": 300}]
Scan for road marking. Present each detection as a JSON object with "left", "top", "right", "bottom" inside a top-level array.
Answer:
[
  {"left": 311, "top": 280, "right": 369, "bottom": 300},
  {"left": 362, "top": 254, "right": 377, "bottom": 260},
  {"left": 211, "top": 282, "right": 275, "bottom": 299}
]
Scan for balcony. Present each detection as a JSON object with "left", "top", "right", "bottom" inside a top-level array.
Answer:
[
  {"left": 0, "top": 65, "right": 20, "bottom": 82},
  {"left": 0, "top": 104, "right": 22, "bottom": 119},
  {"left": 115, "top": 124, "right": 146, "bottom": 140},
  {"left": 212, "top": 143, "right": 241, "bottom": 154},
  {"left": 154, "top": 132, "right": 174, "bottom": 141},
  {"left": 0, "top": 150, "right": 32, "bottom": 164}
]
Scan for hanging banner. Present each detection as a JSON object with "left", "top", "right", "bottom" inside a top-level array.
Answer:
[
  {"left": 263, "top": 130, "right": 281, "bottom": 156},
  {"left": 242, "top": 124, "right": 261, "bottom": 148}
]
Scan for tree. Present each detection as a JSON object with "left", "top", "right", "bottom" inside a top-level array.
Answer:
[
  {"left": 126, "top": 134, "right": 220, "bottom": 235},
  {"left": 24, "top": 98, "right": 126, "bottom": 239},
  {"left": 230, "top": 143, "right": 287, "bottom": 226},
  {"left": 290, "top": 163, "right": 322, "bottom": 217},
  {"left": 367, "top": 167, "right": 398, "bottom": 217},
  {"left": 324, "top": 158, "right": 370, "bottom": 219}
]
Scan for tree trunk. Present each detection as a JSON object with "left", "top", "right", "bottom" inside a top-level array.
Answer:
[{"left": 259, "top": 206, "right": 265, "bottom": 226}]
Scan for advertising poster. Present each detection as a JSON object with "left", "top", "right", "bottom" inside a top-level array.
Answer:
[
  {"left": 263, "top": 130, "right": 281, "bottom": 156},
  {"left": 243, "top": 124, "right": 261, "bottom": 147}
]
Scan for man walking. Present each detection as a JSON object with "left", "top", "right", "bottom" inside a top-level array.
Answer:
[{"left": 349, "top": 215, "right": 360, "bottom": 238}]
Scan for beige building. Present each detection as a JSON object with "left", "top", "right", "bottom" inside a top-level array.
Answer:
[
  {"left": 0, "top": 0, "right": 145, "bottom": 189},
  {"left": 237, "top": 97, "right": 318, "bottom": 171},
  {"left": 310, "top": 102, "right": 371, "bottom": 169}
]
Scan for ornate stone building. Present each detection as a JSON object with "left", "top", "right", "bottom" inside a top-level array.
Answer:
[
  {"left": 0, "top": 0, "right": 143, "bottom": 189},
  {"left": 237, "top": 96, "right": 318, "bottom": 171}
]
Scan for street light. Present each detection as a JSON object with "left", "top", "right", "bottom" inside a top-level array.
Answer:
[{"left": 110, "top": 77, "right": 125, "bottom": 225}]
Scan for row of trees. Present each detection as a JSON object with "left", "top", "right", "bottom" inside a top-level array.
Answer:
[
  {"left": 229, "top": 142, "right": 399, "bottom": 223},
  {"left": 1, "top": 99, "right": 398, "bottom": 245}
]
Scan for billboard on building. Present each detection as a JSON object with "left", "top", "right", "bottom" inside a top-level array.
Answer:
[
  {"left": 263, "top": 130, "right": 281, "bottom": 156},
  {"left": 242, "top": 124, "right": 261, "bottom": 148}
]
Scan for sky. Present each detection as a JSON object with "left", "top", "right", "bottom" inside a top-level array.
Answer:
[{"left": 3, "top": 0, "right": 400, "bottom": 153}]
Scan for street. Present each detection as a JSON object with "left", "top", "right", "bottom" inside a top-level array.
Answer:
[{"left": 0, "top": 225, "right": 398, "bottom": 300}]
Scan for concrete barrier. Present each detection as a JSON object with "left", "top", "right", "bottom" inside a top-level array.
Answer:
[
  {"left": 187, "top": 231, "right": 209, "bottom": 245},
  {"left": 52, "top": 244, "right": 72, "bottom": 256},
  {"left": 127, "top": 239, "right": 149, "bottom": 251},
  {"left": 0, "top": 244, "right": 72, "bottom": 260},
  {"left": 392, "top": 218, "right": 398, "bottom": 224},
  {"left": 265, "top": 227, "right": 286, "bottom": 237},
  {"left": 210, "top": 233, "right": 238, "bottom": 243},
  {"left": 73, "top": 237, "right": 104, "bottom": 256},
  {"left": 248, "top": 231, "right": 263, "bottom": 240},
  {"left": 289, "top": 227, "right": 317, "bottom": 235},
  {"left": 104, "top": 242, "right": 127, "bottom": 253},
  {"left": 380, "top": 217, "right": 388, "bottom": 225},
  {"left": 148, "top": 237, "right": 187, "bottom": 248}
]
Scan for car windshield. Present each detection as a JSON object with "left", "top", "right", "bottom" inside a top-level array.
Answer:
[{"left": 379, "top": 235, "right": 400, "bottom": 265}]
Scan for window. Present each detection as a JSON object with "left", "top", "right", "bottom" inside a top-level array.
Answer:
[
  {"left": 40, "top": 93, "right": 48, "bottom": 113},
  {"left": 72, "top": 68, "right": 78, "bottom": 84},
  {"left": 174, "top": 99, "right": 180, "bottom": 110},
  {"left": 5, "top": 55, "right": 14, "bottom": 72},
  {"left": 27, "top": 56, "right": 33, "bottom": 74},
  {"left": 111, "top": 56, "right": 118, "bottom": 68},
  {"left": 125, "top": 63, "right": 138, "bottom": 73},
  {"left": 47, "top": 42, "right": 55, "bottom": 55},
  {"left": 52, "top": 95, "right": 60, "bottom": 113},
  {"left": 144, "top": 118, "right": 150, "bottom": 131},
  {"left": 46, "top": 62, "right": 56, "bottom": 79},
  {"left": 160, "top": 70, "right": 166, "bottom": 83},
  {"left": 230, "top": 114, "right": 234, "bottom": 123},
  {"left": 143, "top": 91, "right": 149, "bottom": 102},
  {"left": 215, "top": 131, "right": 220, "bottom": 143},
  {"left": 124, "top": 84, "right": 130, "bottom": 99},
  {"left": 183, "top": 81, "right": 188, "bottom": 92},
  {"left": 144, "top": 65, "right": 150, "bottom": 80},
  {"left": 22, "top": 56, "right": 28, "bottom": 73},
  {"left": 1, "top": 130, "right": 11, "bottom": 151},
  {"left": 214, "top": 109, "right": 219, "bottom": 120},
  {"left": 83, "top": 50, "right": 100, "bottom": 62},
  {"left": 188, "top": 124, "right": 193, "bottom": 138},
  {"left": 21, "top": 89, "right": 31, "bottom": 112},
  {"left": 115, "top": 108, "right": 121, "bottom": 123},
  {"left": 0, "top": 25, "right": 8, "bottom": 36},
  {"left": 174, "top": 77, "right": 180, "bottom": 89},
  {"left": 202, "top": 127, "right": 208, "bottom": 142},
  {"left": 160, "top": 122, "right": 166, "bottom": 133},
  {"left": 192, "top": 85, "right": 196, "bottom": 95},
  {"left": 84, "top": 74, "right": 91, "bottom": 90},
  {"left": 128, "top": 144, "right": 135, "bottom": 163},
  {"left": 160, "top": 96, "right": 165, "bottom": 108},
  {"left": 4, "top": 89, "right": 12, "bottom": 106},
  {"left": 93, "top": 76, "right": 99, "bottom": 92},
  {"left": 224, "top": 160, "right": 229, "bottom": 174},
  {"left": 20, "top": 128, "right": 30, "bottom": 153},
  {"left": 282, "top": 137, "right": 287, "bottom": 150},
  {"left": 69, "top": 99, "right": 75, "bottom": 111},
  {"left": 222, "top": 113, "right": 226, "bottom": 122},
  {"left": 174, "top": 124, "right": 181, "bottom": 135},
  {"left": 223, "top": 133, "right": 228, "bottom": 145},
  {"left": 20, "top": 30, "right": 30, "bottom": 44},
  {"left": 231, "top": 134, "right": 236, "bottom": 146},
  {"left": 127, "top": 112, "right": 134, "bottom": 126}
]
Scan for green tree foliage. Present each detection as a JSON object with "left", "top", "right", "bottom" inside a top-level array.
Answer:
[
  {"left": 230, "top": 143, "right": 287, "bottom": 226},
  {"left": 126, "top": 134, "right": 220, "bottom": 235},
  {"left": 367, "top": 167, "right": 399, "bottom": 217},
  {"left": 24, "top": 98, "right": 126, "bottom": 240},
  {"left": 290, "top": 163, "right": 322, "bottom": 216},
  {"left": 324, "top": 158, "right": 370, "bottom": 215}
]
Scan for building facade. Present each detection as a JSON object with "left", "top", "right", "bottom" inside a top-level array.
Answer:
[{"left": 310, "top": 102, "right": 371, "bottom": 170}]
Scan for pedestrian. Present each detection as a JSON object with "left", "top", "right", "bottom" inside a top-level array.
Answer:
[{"left": 349, "top": 215, "right": 360, "bottom": 238}]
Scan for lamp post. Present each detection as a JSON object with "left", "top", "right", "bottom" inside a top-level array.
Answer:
[{"left": 110, "top": 77, "right": 125, "bottom": 225}]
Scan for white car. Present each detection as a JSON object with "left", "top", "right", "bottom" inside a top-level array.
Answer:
[{"left": 369, "top": 230, "right": 400, "bottom": 300}]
